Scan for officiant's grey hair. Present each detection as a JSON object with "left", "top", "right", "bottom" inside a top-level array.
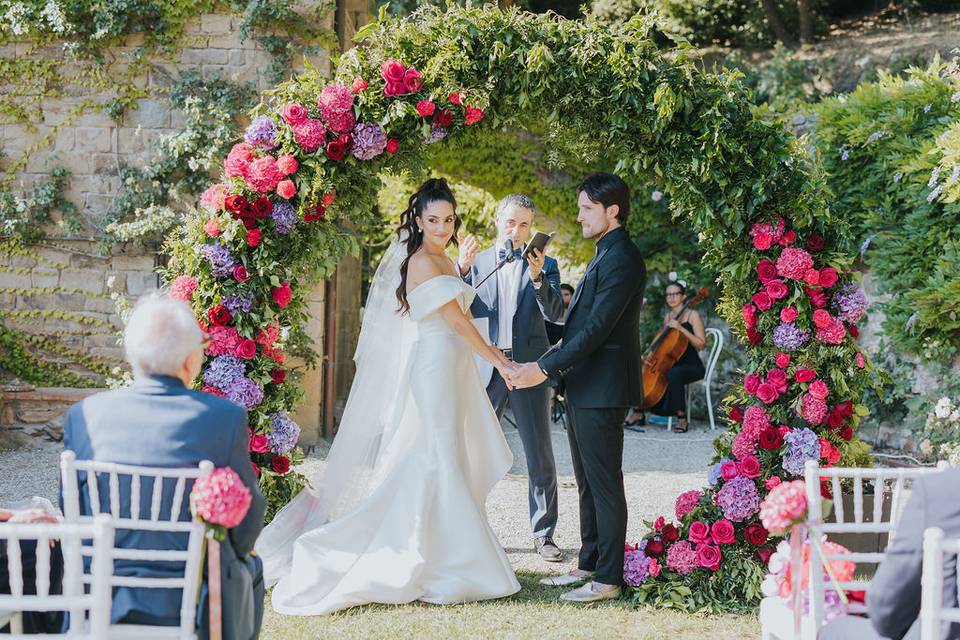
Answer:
[
  {"left": 124, "top": 292, "right": 204, "bottom": 377},
  {"left": 496, "top": 193, "right": 537, "bottom": 217}
]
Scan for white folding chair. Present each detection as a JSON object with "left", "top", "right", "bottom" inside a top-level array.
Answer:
[
  {"left": 921, "top": 527, "right": 960, "bottom": 640},
  {"left": 760, "top": 460, "right": 949, "bottom": 640},
  {"left": 60, "top": 451, "right": 213, "bottom": 640},
  {"left": 0, "top": 515, "right": 114, "bottom": 638},
  {"left": 667, "top": 327, "right": 723, "bottom": 431}
]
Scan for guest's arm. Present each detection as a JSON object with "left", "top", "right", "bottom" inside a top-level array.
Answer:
[
  {"left": 533, "top": 257, "right": 564, "bottom": 323},
  {"left": 227, "top": 414, "right": 266, "bottom": 557},
  {"left": 867, "top": 479, "right": 928, "bottom": 639}
]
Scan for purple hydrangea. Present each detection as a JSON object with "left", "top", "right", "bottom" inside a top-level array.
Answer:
[
  {"left": 224, "top": 377, "right": 263, "bottom": 409},
  {"left": 708, "top": 457, "right": 732, "bottom": 486},
  {"left": 772, "top": 322, "right": 811, "bottom": 352},
  {"left": 715, "top": 475, "right": 760, "bottom": 522},
  {"left": 271, "top": 201, "right": 296, "bottom": 235},
  {"left": 244, "top": 115, "right": 277, "bottom": 149},
  {"left": 222, "top": 294, "right": 254, "bottom": 315},
  {"left": 783, "top": 427, "right": 821, "bottom": 476},
  {"left": 423, "top": 124, "right": 447, "bottom": 145},
  {"left": 197, "top": 243, "right": 236, "bottom": 278},
  {"left": 833, "top": 284, "right": 867, "bottom": 323},
  {"left": 351, "top": 122, "right": 387, "bottom": 160},
  {"left": 623, "top": 540, "right": 652, "bottom": 587},
  {"left": 267, "top": 412, "right": 301, "bottom": 454},
  {"left": 202, "top": 355, "right": 246, "bottom": 390}
]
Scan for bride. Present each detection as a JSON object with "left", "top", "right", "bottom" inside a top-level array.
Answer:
[{"left": 255, "top": 178, "right": 522, "bottom": 614}]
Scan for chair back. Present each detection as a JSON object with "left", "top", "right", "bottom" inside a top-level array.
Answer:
[{"left": 921, "top": 527, "right": 960, "bottom": 640}]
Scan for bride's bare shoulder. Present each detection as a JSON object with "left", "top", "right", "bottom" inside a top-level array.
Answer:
[{"left": 406, "top": 251, "right": 445, "bottom": 290}]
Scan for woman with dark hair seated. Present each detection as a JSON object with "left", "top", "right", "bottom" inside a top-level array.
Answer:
[{"left": 624, "top": 281, "right": 706, "bottom": 433}]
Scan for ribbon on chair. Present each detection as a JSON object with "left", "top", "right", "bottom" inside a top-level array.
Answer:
[
  {"left": 789, "top": 524, "right": 806, "bottom": 640},
  {"left": 207, "top": 534, "right": 223, "bottom": 640}
]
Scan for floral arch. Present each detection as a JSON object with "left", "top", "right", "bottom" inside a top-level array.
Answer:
[{"left": 162, "top": 5, "right": 873, "bottom": 611}]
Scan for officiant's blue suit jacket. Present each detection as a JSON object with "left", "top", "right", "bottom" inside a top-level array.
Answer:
[{"left": 62, "top": 375, "right": 266, "bottom": 640}]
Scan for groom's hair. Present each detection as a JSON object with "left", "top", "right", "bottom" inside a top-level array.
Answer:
[
  {"left": 579, "top": 173, "right": 630, "bottom": 225},
  {"left": 496, "top": 193, "right": 536, "bottom": 218}
]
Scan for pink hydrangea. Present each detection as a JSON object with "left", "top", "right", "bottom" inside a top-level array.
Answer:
[
  {"left": 168, "top": 275, "right": 197, "bottom": 301},
  {"left": 801, "top": 393, "right": 828, "bottom": 425},
  {"left": 203, "top": 218, "right": 221, "bottom": 237},
  {"left": 776, "top": 247, "right": 815, "bottom": 280},
  {"left": 327, "top": 109, "right": 356, "bottom": 134},
  {"left": 199, "top": 183, "right": 228, "bottom": 212},
  {"left": 276, "top": 154, "right": 298, "bottom": 176},
  {"left": 318, "top": 84, "right": 354, "bottom": 121},
  {"left": 244, "top": 156, "right": 283, "bottom": 193},
  {"left": 742, "top": 405, "right": 772, "bottom": 440},
  {"left": 206, "top": 326, "right": 240, "bottom": 356},
  {"left": 190, "top": 467, "right": 252, "bottom": 529},
  {"left": 675, "top": 490, "right": 701, "bottom": 520},
  {"left": 666, "top": 540, "right": 697, "bottom": 575},
  {"left": 732, "top": 430, "right": 758, "bottom": 459},
  {"left": 816, "top": 318, "right": 846, "bottom": 345},
  {"left": 759, "top": 479, "right": 807, "bottom": 534},
  {"left": 224, "top": 143, "right": 254, "bottom": 178},
  {"left": 293, "top": 119, "right": 327, "bottom": 152}
]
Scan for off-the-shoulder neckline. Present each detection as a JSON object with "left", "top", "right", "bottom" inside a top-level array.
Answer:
[{"left": 407, "top": 274, "right": 465, "bottom": 297}]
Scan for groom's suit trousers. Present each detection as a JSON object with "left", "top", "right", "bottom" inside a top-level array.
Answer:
[
  {"left": 487, "top": 370, "right": 559, "bottom": 539},
  {"left": 564, "top": 403, "right": 627, "bottom": 586}
]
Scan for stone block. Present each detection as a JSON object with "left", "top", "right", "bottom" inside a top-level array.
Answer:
[
  {"left": 117, "top": 127, "right": 146, "bottom": 154},
  {"left": 84, "top": 295, "right": 117, "bottom": 314},
  {"left": 202, "top": 64, "right": 229, "bottom": 79},
  {"left": 84, "top": 333, "right": 121, "bottom": 348},
  {"left": 82, "top": 194, "right": 114, "bottom": 215},
  {"left": 2, "top": 124, "right": 45, "bottom": 152},
  {"left": 126, "top": 98, "right": 170, "bottom": 129},
  {"left": 30, "top": 272, "right": 59, "bottom": 288},
  {"left": 104, "top": 271, "right": 127, "bottom": 293},
  {"left": 59, "top": 268, "right": 105, "bottom": 294},
  {"left": 181, "top": 48, "right": 229, "bottom": 66},
  {"left": 53, "top": 129, "right": 75, "bottom": 152},
  {"left": 24, "top": 149, "right": 55, "bottom": 173},
  {"left": 125, "top": 270, "right": 158, "bottom": 295},
  {"left": 89, "top": 347, "right": 124, "bottom": 361},
  {"left": 75, "top": 127, "right": 113, "bottom": 153},
  {"left": 15, "top": 404, "right": 62, "bottom": 424},
  {"left": 229, "top": 50, "right": 245, "bottom": 66},
  {"left": 69, "top": 253, "right": 110, "bottom": 269},
  {"left": 51, "top": 151, "right": 93, "bottom": 175},
  {"left": 35, "top": 248, "right": 72, "bottom": 268},
  {"left": 149, "top": 64, "right": 178, "bottom": 89},
  {"left": 0, "top": 271, "right": 33, "bottom": 290},
  {"left": 206, "top": 33, "right": 245, "bottom": 49},
  {"left": 200, "top": 13, "right": 232, "bottom": 34},
  {"left": 111, "top": 255, "right": 155, "bottom": 271}
]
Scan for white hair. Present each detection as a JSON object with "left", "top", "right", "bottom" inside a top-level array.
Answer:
[{"left": 124, "top": 292, "right": 203, "bottom": 378}]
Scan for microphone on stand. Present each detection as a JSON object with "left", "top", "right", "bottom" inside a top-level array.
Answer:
[{"left": 475, "top": 237, "right": 518, "bottom": 288}]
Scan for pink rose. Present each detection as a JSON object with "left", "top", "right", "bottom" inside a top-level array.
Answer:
[
  {"left": 403, "top": 68, "right": 423, "bottom": 93},
  {"left": 233, "top": 264, "right": 250, "bottom": 283},
  {"left": 753, "top": 233, "right": 773, "bottom": 250},
  {"left": 448, "top": 91, "right": 463, "bottom": 105},
  {"left": 281, "top": 104, "right": 307, "bottom": 126},
  {"left": 203, "top": 219, "right": 221, "bottom": 237},
  {"left": 386, "top": 138, "right": 399, "bottom": 154},
  {"left": 765, "top": 279, "right": 788, "bottom": 300},
  {"left": 765, "top": 369, "right": 788, "bottom": 393},
  {"left": 765, "top": 476, "right": 782, "bottom": 490},
  {"left": 856, "top": 352, "right": 866, "bottom": 369},
  {"left": 780, "top": 306, "right": 799, "bottom": 323},
  {"left": 236, "top": 338, "right": 257, "bottom": 360},
  {"left": 711, "top": 519, "right": 735, "bottom": 545},
  {"left": 249, "top": 434, "right": 269, "bottom": 453},
  {"left": 819, "top": 267, "right": 839, "bottom": 288},
  {"left": 654, "top": 516, "right": 665, "bottom": 531},
  {"left": 384, "top": 81, "right": 406, "bottom": 98},
  {"left": 416, "top": 99, "right": 436, "bottom": 117},
  {"left": 808, "top": 379, "right": 830, "bottom": 400},
  {"left": 721, "top": 461, "right": 740, "bottom": 481},
  {"left": 380, "top": 58, "right": 406, "bottom": 83},
  {"left": 696, "top": 544, "right": 722, "bottom": 571},
  {"left": 775, "top": 353, "right": 790, "bottom": 368},
  {"left": 648, "top": 558, "right": 661, "bottom": 577},
  {"left": 813, "top": 309, "right": 833, "bottom": 329},
  {"left": 744, "top": 372, "right": 761, "bottom": 394},
  {"left": 779, "top": 230, "right": 796, "bottom": 246},
  {"left": 756, "top": 383, "right": 779, "bottom": 404},
  {"left": 276, "top": 154, "right": 298, "bottom": 176},
  {"left": 246, "top": 228, "right": 261, "bottom": 248},
  {"left": 688, "top": 521, "right": 710, "bottom": 544},
  {"left": 738, "top": 455, "right": 761, "bottom": 479},
  {"left": 276, "top": 179, "right": 297, "bottom": 200},
  {"left": 803, "top": 268, "right": 821, "bottom": 287},
  {"left": 757, "top": 259, "right": 778, "bottom": 283},
  {"left": 752, "top": 291, "right": 773, "bottom": 311},
  {"left": 351, "top": 77, "right": 368, "bottom": 93}
]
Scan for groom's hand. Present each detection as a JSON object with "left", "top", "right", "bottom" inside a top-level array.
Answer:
[{"left": 511, "top": 362, "right": 547, "bottom": 389}]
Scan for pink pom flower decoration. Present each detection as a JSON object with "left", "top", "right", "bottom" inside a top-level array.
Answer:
[
  {"left": 199, "top": 183, "right": 228, "bottom": 212},
  {"left": 318, "top": 84, "right": 354, "bottom": 121},
  {"left": 224, "top": 143, "right": 254, "bottom": 178},
  {"left": 293, "top": 119, "right": 327, "bottom": 152},
  {"left": 675, "top": 490, "right": 701, "bottom": 520},
  {"left": 776, "top": 247, "right": 815, "bottom": 280},
  {"left": 244, "top": 156, "right": 283, "bottom": 194},
  {"left": 759, "top": 479, "right": 807, "bottom": 534},
  {"left": 169, "top": 275, "right": 197, "bottom": 302},
  {"left": 190, "top": 467, "right": 252, "bottom": 529}
]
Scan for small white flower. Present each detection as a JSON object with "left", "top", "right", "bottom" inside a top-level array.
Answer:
[
  {"left": 838, "top": 95, "right": 847, "bottom": 104},
  {"left": 927, "top": 185, "right": 943, "bottom": 203},
  {"left": 866, "top": 131, "right": 886, "bottom": 144},
  {"left": 651, "top": 190, "right": 663, "bottom": 202},
  {"left": 3, "top": 2, "right": 30, "bottom": 36},
  {"left": 928, "top": 166, "right": 941, "bottom": 187},
  {"left": 39, "top": 0, "right": 67, "bottom": 33},
  {"left": 839, "top": 146, "right": 850, "bottom": 161},
  {"left": 952, "top": 91, "right": 960, "bottom": 103},
  {"left": 893, "top": 171, "right": 903, "bottom": 183},
  {"left": 924, "top": 103, "right": 932, "bottom": 113},
  {"left": 935, "top": 397, "right": 952, "bottom": 419}
]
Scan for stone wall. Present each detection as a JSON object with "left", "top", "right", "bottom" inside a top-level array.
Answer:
[{"left": 0, "top": 385, "right": 98, "bottom": 447}]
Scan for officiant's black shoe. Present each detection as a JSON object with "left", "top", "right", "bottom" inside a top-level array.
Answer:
[{"left": 535, "top": 536, "right": 563, "bottom": 562}]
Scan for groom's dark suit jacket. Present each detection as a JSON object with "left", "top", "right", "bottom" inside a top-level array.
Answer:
[{"left": 539, "top": 226, "right": 645, "bottom": 408}]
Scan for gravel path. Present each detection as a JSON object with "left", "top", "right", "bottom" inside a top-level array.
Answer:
[{"left": 0, "top": 416, "right": 718, "bottom": 576}]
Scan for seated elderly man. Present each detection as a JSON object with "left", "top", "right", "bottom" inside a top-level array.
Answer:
[
  {"left": 62, "top": 293, "right": 266, "bottom": 640},
  {"left": 820, "top": 467, "right": 960, "bottom": 640}
]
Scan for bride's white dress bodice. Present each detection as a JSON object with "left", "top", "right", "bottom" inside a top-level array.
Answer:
[{"left": 407, "top": 274, "right": 474, "bottom": 337}]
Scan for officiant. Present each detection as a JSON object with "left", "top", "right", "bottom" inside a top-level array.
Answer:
[{"left": 458, "top": 193, "right": 566, "bottom": 562}]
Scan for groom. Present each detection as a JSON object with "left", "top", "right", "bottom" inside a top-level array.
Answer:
[
  {"left": 459, "top": 193, "right": 566, "bottom": 562},
  {"left": 510, "top": 173, "right": 645, "bottom": 603}
]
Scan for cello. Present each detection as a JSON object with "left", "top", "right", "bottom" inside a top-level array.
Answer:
[{"left": 641, "top": 287, "right": 709, "bottom": 409}]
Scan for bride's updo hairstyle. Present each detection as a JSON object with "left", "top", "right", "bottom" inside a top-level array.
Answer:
[{"left": 395, "top": 177, "right": 460, "bottom": 314}]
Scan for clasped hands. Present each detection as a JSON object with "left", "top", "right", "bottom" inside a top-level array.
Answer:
[{"left": 496, "top": 359, "right": 547, "bottom": 390}]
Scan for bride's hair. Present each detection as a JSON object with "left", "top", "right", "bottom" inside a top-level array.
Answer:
[{"left": 395, "top": 177, "right": 460, "bottom": 314}]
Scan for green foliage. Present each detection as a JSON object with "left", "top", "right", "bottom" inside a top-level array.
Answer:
[
  {"left": 630, "top": 553, "right": 765, "bottom": 612},
  {"left": 0, "top": 167, "right": 76, "bottom": 243}
]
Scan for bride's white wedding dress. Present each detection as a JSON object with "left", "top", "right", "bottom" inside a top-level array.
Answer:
[{"left": 256, "top": 253, "right": 520, "bottom": 615}]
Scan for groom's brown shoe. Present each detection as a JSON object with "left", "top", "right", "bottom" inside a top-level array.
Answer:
[
  {"left": 539, "top": 569, "right": 593, "bottom": 586},
  {"left": 559, "top": 581, "right": 622, "bottom": 603},
  {"left": 535, "top": 536, "right": 563, "bottom": 562}
]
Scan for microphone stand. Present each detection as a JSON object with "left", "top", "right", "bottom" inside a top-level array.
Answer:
[{"left": 474, "top": 254, "right": 515, "bottom": 288}]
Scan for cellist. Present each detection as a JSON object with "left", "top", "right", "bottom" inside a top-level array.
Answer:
[{"left": 623, "top": 281, "right": 706, "bottom": 433}]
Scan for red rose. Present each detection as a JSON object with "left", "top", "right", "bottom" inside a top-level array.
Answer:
[
  {"left": 645, "top": 539, "right": 665, "bottom": 557},
  {"left": 325, "top": 140, "right": 347, "bottom": 161},
  {"left": 757, "top": 259, "right": 778, "bottom": 282},
  {"left": 756, "top": 383, "right": 778, "bottom": 404},
  {"left": 233, "top": 264, "right": 250, "bottom": 283},
  {"left": 252, "top": 197, "right": 272, "bottom": 218},
  {"left": 711, "top": 519, "right": 735, "bottom": 545},
  {"left": 819, "top": 267, "right": 839, "bottom": 288},
  {"left": 386, "top": 138, "right": 399, "bottom": 153},
  {"left": 351, "top": 76, "right": 368, "bottom": 93},
  {"left": 753, "top": 233, "right": 773, "bottom": 250},
  {"left": 820, "top": 479, "right": 833, "bottom": 499},
  {"left": 236, "top": 338, "right": 257, "bottom": 360},
  {"left": 380, "top": 58, "right": 406, "bottom": 83},
  {"left": 809, "top": 379, "right": 830, "bottom": 400},
  {"left": 721, "top": 461, "right": 740, "bottom": 481},
  {"left": 272, "top": 281, "right": 292, "bottom": 308},
  {"left": 742, "top": 303, "right": 758, "bottom": 330},
  {"left": 384, "top": 81, "right": 406, "bottom": 98},
  {"left": 416, "top": 99, "right": 436, "bottom": 117},
  {"left": 225, "top": 194, "right": 247, "bottom": 213},
  {"left": 839, "top": 426, "right": 853, "bottom": 441},
  {"left": 794, "top": 369, "right": 817, "bottom": 383},
  {"left": 765, "top": 279, "right": 788, "bottom": 300},
  {"left": 688, "top": 521, "right": 710, "bottom": 544},
  {"left": 239, "top": 211, "right": 258, "bottom": 230},
  {"left": 779, "top": 230, "right": 797, "bottom": 246},
  {"left": 806, "top": 233, "right": 825, "bottom": 252},
  {"left": 747, "top": 327, "right": 763, "bottom": 345},
  {"left": 403, "top": 68, "right": 423, "bottom": 93},
  {"left": 729, "top": 406, "right": 744, "bottom": 423},
  {"left": 813, "top": 309, "right": 833, "bottom": 329},
  {"left": 738, "top": 455, "right": 761, "bottom": 479},
  {"left": 849, "top": 324, "right": 860, "bottom": 339},
  {"left": 765, "top": 368, "right": 788, "bottom": 393},
  {"left": 752, "top": 291, "right": 773, "bottom": 311},
  {"left": 270, "top": 368, "right": 286, "bottom": 385},
  {"left": 465, "top": 106, "right": 484, "bottom": 126},
  {"left": 246, "top": 228, "right": 262, "bottom": 247},
  {"left": 661, "top": 523, "right": 679, "bottom": 542},
  {"left": 448, "top": 91, "right": 463, "bottom": 105},
  {"left": 758, "top": 428, "right": 784, "bottom": 450},
  {"left": 696, "top": 544, "right": 722, "bottom": 571},
  {"left": 322, "top": 191, "right": 336, "bottom": 207},
  {"left": 433, "top": 108, "right": 453, "bottom": 127},
  {"left": 744, "top": 524, "right": 768, "bottom": 546},
  {"left": 806, "top": 287, "right": 828, "bottom": 308},
  {"left": 780, "top": 306, "right": 799, "bottom": 323},
  {"left": 836, "top": 401, "right": 854, "bottom": 418},
  {"left": 271, "top": 456, "right": 290, "bottom": 475},
  {"left": 207, "top": 304, "right": 232, "bottom": 326},
  {"left": 827, "top": 409, "right": 845, "bottom": 429},
  {"left": 249, "top": 434, "right": 269, "bottom": 453},
  {"left": 757, "top": 546, "right": 774, "bottom": 565},
  {"left": 775, "top": 353, "right": 791, "bottom": 368},
  {"left": 304, "top": 204, "right": 325, "bottom": 222},
  {"left": 744, "top": 373, "right": 761, "bottom": 394}
]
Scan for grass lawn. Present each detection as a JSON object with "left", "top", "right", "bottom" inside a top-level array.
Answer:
[{"left": 261, "top": 571, "right": 759, "bottom": 639}]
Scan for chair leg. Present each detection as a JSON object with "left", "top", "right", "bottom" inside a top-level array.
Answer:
[{"left": 706, "top": 381, "right": 715, "bottom": 431}]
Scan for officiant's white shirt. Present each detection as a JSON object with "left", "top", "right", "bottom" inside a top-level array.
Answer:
[{"left": 496, "top": 258, "right": 522, "bottom": 350}]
